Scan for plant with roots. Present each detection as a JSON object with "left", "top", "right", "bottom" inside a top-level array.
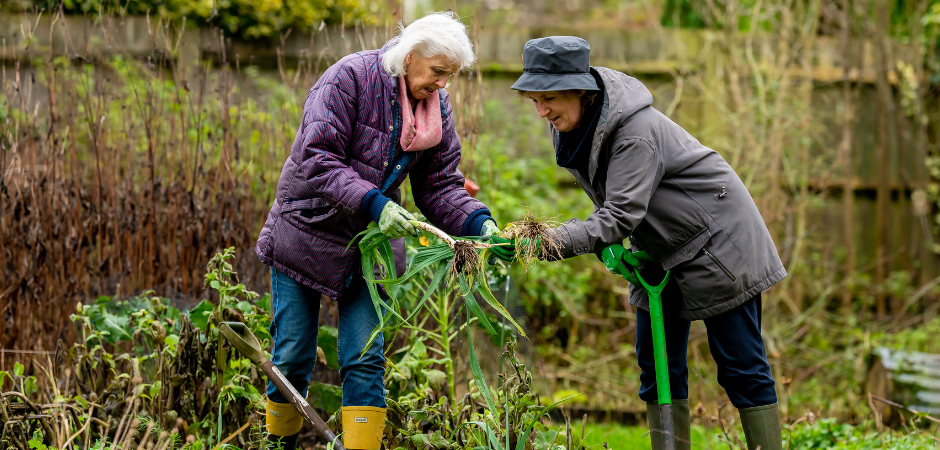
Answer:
[{"left": 353, "top": 213, "right": 562, "bottom": 352}]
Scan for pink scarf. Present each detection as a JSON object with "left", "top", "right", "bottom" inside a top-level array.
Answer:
[{"left": 397, "top": 77, "right": 442, "bottom": 152}]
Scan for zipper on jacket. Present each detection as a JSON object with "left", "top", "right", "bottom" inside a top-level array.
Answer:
[{"left": 703, "top": 248, "right": 736, "bottom": 281}]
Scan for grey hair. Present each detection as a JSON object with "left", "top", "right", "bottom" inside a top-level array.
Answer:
[{"left": 381, "top": 11, "right": 476, "bottom": 77}]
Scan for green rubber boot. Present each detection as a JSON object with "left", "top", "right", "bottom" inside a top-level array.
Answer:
[
  {"left": 739, "top": 403, "right": 783, "bottom": 450},
  {"left": 646, "top": 399, "right": 690, "bottom": 450}
]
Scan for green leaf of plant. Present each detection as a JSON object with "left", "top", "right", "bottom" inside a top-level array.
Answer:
[
  {"left": 409, "top": 433, "right": 431, "bottom": 448},
  {"left": 405, "top": 262, "right": 449, "bottom": 323},
  {"left": 84, "top": 302, "right": 133, "bottom": 344},
  {"left": 317, "top": 326, "right": 340, "bottom": 370},
  {"left": 515, "top": 395, "right": 578, "bottom": 450},
  {"left": 428, "top": 431, "right": 450, "bottom": 449},
  {"left": 423, "top": 369, "right": 447, "bottom": 391},
  {"left": 188, "top": 300, "right": 214, "bottom": 333},
  {"left": 476, "top": 278, "right": 526, "bottom": 338},
  {"left": 464, "top": 290, "right": 496, "bottom": 336},
  {"left": 23, "top": 376, "right": 38, "bottom": 397},
  {"left": 466, "top": 311, "right": 498, "bottom": 415},
  {"left": 307, "top": 381, "right": 343, "bottom": 415},
  {"left": 164, "top": 334, "right": 180, "bottom": 356},
  {"left": 259, "top": 293, "right": 272, "bottom": 317}
]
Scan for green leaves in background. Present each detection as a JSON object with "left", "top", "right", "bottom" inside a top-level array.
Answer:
[
  {"left": 188, "top": 299, "right": 214, "bottom": 333},
  {"left": 19, "top": 0, "right": 380, "bottom": 39},
  {"left": 317, "top": 325, "right": 340, "bottom": 371},
  {"left": 307, "top": 381, "right": 343, "bottom": 415}
]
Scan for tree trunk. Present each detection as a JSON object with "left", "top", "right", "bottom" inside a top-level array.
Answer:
[
  {"left": 839, "top": 0, "right": 856, "bottom": 312},
  {"left": 873, "top": 0, "right": 896, "bottom": 319}
]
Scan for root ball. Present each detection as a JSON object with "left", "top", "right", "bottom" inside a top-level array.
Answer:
[
  {"left": 451, "top": 240, "right": 481, "bottom": 278},
  {"left": 504, "top": 213, "right": 561, "bottom": 265}
]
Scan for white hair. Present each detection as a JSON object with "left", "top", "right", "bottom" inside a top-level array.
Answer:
[{"left": 381, "top": 11, "right": 476, "bottom": 77}]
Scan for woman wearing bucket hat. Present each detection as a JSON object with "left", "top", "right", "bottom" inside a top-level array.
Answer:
[
  {"left": 254, "top": 12, "right": 502, "bottom": 450},
  {"left": 491, "top": 36, "right": 786, "bottom": 450}
]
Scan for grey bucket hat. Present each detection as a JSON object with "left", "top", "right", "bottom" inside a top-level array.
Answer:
[{"left": 511, "top": 36, "right": 599, "bottom": 92}]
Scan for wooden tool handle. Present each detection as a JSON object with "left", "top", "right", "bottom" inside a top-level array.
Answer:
[{"left": 260, "top": 361, "right": 345, "bottom": 450}]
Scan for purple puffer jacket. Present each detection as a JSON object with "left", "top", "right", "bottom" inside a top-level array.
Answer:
[{"left": 255, "top": 40, "right": 488, "bottom": 300}]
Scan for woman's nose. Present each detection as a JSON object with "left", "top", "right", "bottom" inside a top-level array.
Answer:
[
  {"left": 537, "top": 103, "right": 549, "bottom": 118},
  {"left": 434, "top": 77, "right": 448, "bottom": 89}
]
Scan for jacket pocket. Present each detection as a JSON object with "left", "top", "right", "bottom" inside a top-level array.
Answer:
[
  {"left": 659, "top": 228, "right": 711, "bottom": 270},
  {"left": 670, "top": 231, "right": 747, "bottom": 314},
  {"left": 703, "top": 247, "right": 736, "bottom": 281},
  {"left": 281, "top": 196, "right": 338, "bottom": 227}
]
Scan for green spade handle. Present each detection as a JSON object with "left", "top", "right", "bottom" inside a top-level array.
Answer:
[{"left": 602, "top": 247, "right": 676, "bottom": 450}]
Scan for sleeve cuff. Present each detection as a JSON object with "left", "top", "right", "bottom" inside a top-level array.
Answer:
[
  {"left": 553, "top": 219, "right": 591, "bottom": 260},
  {"left": 461, "top": 208, "right": 493, "bottom": 236},
  {"left": 361, "top": 189, "right": 392, "bottom": 223}
]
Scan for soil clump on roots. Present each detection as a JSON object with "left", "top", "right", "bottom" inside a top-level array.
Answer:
[{"left": 451, "top": 240, "right": 481, "bottom": 278}]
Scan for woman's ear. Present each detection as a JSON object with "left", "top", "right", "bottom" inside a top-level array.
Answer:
[{"left": 577, "top": 90, "right": 592, "bottom": 106}]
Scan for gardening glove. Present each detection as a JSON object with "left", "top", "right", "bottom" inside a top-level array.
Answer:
[
  {"left": 490, "top": 236, "right": 544, "bottom": 263},
  {"left": 602, "top": 244, "right": 628, "bottom": 275},
  {"left": 602, "top": 244, "right": 648, "bottom": 275},
  {"left": 378, "top": 202, "right": 419, "bottom": 239},
  {"left": 516, "top": 236, "right": 541, "bottom": 257},
  {"left": 480, "top": 220, "right": 500, "bottom": 241},
  {"left": 489, "top": 236, "right": 517, "bottom": 262}
]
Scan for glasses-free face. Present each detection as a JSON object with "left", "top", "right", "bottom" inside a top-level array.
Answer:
[
  {"left": 526, "top": 91, "right": 585, "bottom": 133},
  {"left": 404, "top": 53, "right": 460, "bottom": 100}
]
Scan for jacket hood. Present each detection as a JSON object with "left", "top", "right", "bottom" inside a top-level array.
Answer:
[
  {"left": 584, "top": 67, "right": 654, "bottom": 181},
  {"left": 598, "top": 67, "right": 654, "bottom": 119}
]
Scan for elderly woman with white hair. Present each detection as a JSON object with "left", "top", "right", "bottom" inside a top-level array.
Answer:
[{"left": 254, "top": 12, "right": 500, "bottom": 450}]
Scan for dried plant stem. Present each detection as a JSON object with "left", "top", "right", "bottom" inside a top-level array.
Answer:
[
  {"left": 216, "top": 418, "right": 254, "bottom": 447},
  {"left": 60, "top": 404, "right": 94, "bottom": 449}
]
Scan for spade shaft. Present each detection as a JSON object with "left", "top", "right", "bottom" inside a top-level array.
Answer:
[
  {"left": 603, "top": 247, "right": 676, "bottom": 450},
  {"left": 645, "top": 273, "right": 676, "bottom": 450},
  {"left": 219, "top": 322, "right": 345, "bottom": 450}
]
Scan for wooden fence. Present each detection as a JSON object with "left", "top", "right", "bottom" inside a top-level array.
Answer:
[{"left": 2, "top": 13, "right": 938, "bottom": 319}]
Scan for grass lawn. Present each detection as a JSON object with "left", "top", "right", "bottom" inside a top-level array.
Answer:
[
  {"left": 548, "top": 423, "right": 733, "bottom": 450},
  {"left": 549, "top": 420, "right": 939, "bottom": 450}
]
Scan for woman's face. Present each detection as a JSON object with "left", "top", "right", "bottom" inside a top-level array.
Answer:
[
  {"left": 404, "top": 53, "right": 459, "bottom": 100},
  {"left": 526, "top": 91, "right": 584, "bottom": 132}
]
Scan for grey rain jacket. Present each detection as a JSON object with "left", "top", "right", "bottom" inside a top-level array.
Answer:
[{"left": 550, "top": 67, "right": 787, "bottom": 320}]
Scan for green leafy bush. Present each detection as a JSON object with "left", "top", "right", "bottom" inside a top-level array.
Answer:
[
  {"left": 17, "top": 0, "right": 380, "bottom": 38},
  {"left": 788, "top": 418, "right": 937, "bottom": 449}
]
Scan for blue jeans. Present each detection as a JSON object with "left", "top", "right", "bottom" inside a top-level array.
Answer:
[
  {"left": 636, "top": 294, "right": 777, "bottom": 409},
  {"left": 266, "top": 267, "right": 386, "bottom": 408}
]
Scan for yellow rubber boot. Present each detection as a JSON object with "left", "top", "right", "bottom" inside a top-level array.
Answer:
[
  {"left": 341, "top": 406, "right": 386, "bottom": 450},
  {"left": 266, "top": 398, "right": 303, "bottom": 450}
]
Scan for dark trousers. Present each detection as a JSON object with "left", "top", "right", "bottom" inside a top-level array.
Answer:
[{"left": 636, "top": 294, "right": 777, "bottom": 409}]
